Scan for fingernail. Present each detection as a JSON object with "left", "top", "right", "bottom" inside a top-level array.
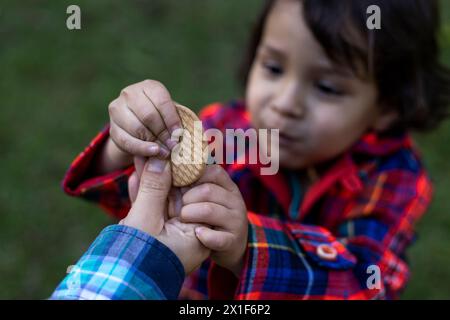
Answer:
[
  {"left": 165, "top": 138, "right": 178, "bottom": 150},
  {"left": 159, "top": 146, "right": 171, "bottom": 158},
  {"left": 171, "top": 124, "right": 182, "bottom": 134},
  {"left": 147, "top": 158, "right": 167, "bottom": 173},
  {"left": 195, "top": 227, "right": 203, "bottom": 236},
  {"left": 148, "top": 145, "right": 159, "bottom": 154}
]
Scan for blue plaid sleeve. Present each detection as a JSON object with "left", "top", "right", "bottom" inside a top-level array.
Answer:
[{"left": 50, "top": 225, "right": 185, "bottom": 300}]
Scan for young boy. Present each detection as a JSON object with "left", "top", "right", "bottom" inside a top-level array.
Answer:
[{"left": 62, "top": 0, "right": 449, "bottom": 299}]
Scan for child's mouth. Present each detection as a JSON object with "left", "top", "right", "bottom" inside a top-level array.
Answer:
[{"left": 278, "top": 132, "right": 299, "bottom": 147}]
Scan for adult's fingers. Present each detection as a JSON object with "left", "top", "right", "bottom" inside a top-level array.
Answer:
[
  {"left": 125, "top": 158, "right": 172, "bottom": 236},
  {"left": 168, "top": 187, "right": 183, "bottom": 219},
  {"left": 128, "top": 156, "right": 146, "bottom": 203},
  {"left": 128, "top": 171, "right": 139, "bottom": 203},
  {"left": 134, "top": 156, "right": 146, "bottom": 177}
]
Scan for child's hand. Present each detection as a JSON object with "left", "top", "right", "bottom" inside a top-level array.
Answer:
[
  {"left": 180, "top": 165, "right": 248, "bottom": 277},
  {"left": 108, "top": 79, "right": 182, "bottom": 158}
]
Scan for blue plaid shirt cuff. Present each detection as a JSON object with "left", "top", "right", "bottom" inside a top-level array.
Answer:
[{"left": 50, "top": 224, "right": 185, "bottom": 300}]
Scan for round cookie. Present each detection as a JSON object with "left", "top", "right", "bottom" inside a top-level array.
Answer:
[{"left": 171, "top": 103, "right": 207, "bottom": 187}]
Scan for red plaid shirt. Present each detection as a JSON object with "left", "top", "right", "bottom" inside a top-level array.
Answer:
[{"left": 63, "top": 100, "right": 433, "bottom": 300}]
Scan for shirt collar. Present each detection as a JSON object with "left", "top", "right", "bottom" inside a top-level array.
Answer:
[
  {"left": 351, "top": 129, "right": 412, "bottom": 156},
  {"left": 229, "top": 99, "right": 413, "bottom": 220}
]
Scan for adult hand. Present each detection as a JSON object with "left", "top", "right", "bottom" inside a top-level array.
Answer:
[{"left": 120, "top": 157, "right": 209, "bottom": 274}]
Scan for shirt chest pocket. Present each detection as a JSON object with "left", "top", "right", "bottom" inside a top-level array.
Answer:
[{"left": 288, "top": 224, "right": 357, "bottom": 270}]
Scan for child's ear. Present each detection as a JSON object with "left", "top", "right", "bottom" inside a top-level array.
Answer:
[{"left": 372, "top": 109, "right": 399, "bottom": 132}]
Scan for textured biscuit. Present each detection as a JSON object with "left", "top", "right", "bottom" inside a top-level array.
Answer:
[{"left": 171, "top": 103, "right": 207, "bottom": 187}]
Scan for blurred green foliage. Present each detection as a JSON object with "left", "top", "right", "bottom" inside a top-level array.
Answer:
[{"left": 0, "top": 0, "right": 449, "bottom": 299}]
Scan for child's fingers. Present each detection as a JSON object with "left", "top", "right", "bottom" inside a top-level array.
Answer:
[
  {"left": 125, "top": 85, "right": 179, "bottom": 151},
  {"left": 141, "top": 81, "right": 182, "bottom": 139},
  {"left": 126, "top": 91, "right": 169, "bottom": 144},
  {"left": 110, "top": 98, "right": 156, "bottom": 142},
  {"left": 118, "top": 103, "right": 171, "bottom": 156},
  {"left": 194, "top": 165, "right": 238, "bottom": 194},
  {"left": 109, "top": 95, "right": 170, "bottom": 157},
  {"left": 165, "top": 217, "right": 205, "bottom": 235},
  {"left": 110, "top": 120, "right": 169, "bottom": 158},
  {"left": 194, "top": 227, "right": 233, "bottom": 252},
  {"left": 180, "top": 202, "right": 229, "bottom": 228},
  {"left": 182, "top": 183, "right": 233, "bottom": 209}
]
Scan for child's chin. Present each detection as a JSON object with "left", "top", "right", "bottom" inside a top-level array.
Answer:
[
  {"left": 260, "top": 141, "right": 310, "bottom": 171},
  {"left": 279, "top": 149, "right": 310, "bottom": 170}
]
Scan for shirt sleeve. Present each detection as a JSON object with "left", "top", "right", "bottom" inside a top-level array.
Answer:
[
  {"left": 62, "top": 125, "right": 134, "bottom": 219},
  {"left": 50, "top": 224, "right": 185, "bottom": 300},
  {"left": 61, "top": 102, "right": 230, "bottom": 219},
  {"left": 207, "top": 169, "right": 433, "bottom": 300}
]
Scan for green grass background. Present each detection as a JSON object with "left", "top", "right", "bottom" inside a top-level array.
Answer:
[{"left": 0, "top": 0, "right": 449, "bottom": 299}]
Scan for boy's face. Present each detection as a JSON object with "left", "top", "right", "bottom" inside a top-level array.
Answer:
[{"left": 246, "top": 0, "right": 389, "bottom": 170}]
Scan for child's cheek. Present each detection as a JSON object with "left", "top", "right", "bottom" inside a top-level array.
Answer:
[
  {"left": 321, "top": 113, "right": 377, "bottom": 165},
  {"left": 246, "top": 82, "right": 270, "bottom": 128},
  {"left": 245, "top": 82, "right": 258, "bottom": 120},
  {"left": 309, "top": 109, "right": 356, "bottom": 160}
]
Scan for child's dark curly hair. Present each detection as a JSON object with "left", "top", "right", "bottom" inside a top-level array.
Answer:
[{"left": 239, "top": 0, "right": 450, "bottom": 132}]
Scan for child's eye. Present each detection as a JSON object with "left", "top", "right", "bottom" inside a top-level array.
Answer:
[
  {"left": 262, "top": 61, "right": 283, "bottom": 76},
  {"left": 315, "top": 81, "right": 344, "bottom": 96}
]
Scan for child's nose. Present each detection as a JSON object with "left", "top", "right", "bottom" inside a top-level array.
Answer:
[{"left": 271, "top": 83, "right": 305, "bottom": 118}]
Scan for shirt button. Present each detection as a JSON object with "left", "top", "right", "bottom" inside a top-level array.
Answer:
[{"left": 317, "top": 244, "right": 338, "bottom": 261}]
